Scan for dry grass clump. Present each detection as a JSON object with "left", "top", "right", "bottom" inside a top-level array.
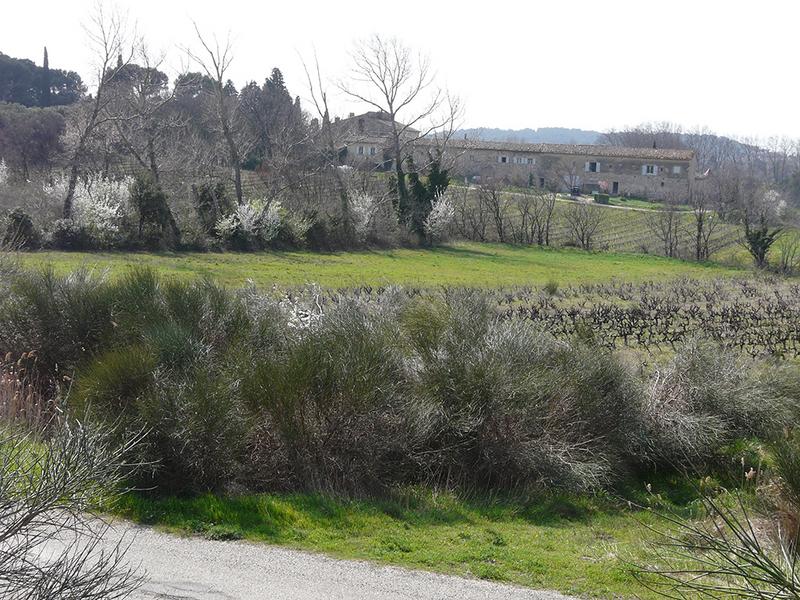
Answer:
[{"left": 0, "top": 352, "right": 57, "bottom": 427}]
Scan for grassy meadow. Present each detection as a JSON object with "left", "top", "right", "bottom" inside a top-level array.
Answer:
[{"left": 13, "top": 242, "right": 743, "bottom": 288}]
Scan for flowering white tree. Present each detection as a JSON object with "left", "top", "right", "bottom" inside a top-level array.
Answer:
[
  {"left": 45, "top": 173, "right": 133, "bottom": 244},
  {"left": 424, "top": 193, "right": 455, "bottom": 243},
  {"left": 215, "top": 198, "right": 283, "bottom": 245},
  {"left": 350, "top": 192, "right": 379, "bottom": 243}
]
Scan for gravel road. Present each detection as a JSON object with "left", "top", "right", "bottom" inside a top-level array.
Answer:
[{"left": 104, "top": 521, "right": 577, "bottom": 600}]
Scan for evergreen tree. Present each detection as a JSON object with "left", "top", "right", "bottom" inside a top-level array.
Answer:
[
  {"left": 40, "top": 47, "right": 51, "bottom": 107},
  {"left": 404, "top": 155, "right": 450, "bottom": 237},
  {"left": 270, "top": 68, "right": 286, "bottom": 92}
]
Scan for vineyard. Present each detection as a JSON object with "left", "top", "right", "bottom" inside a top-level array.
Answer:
[
  {"left": 498, "top": 277, "right": 800, "bottom": 357},
  {"left": 450, "top": 187, "right": 746, "bottom": 261},
  {"left": 289, "top": 277, "right": 800, "bottom": 358}
]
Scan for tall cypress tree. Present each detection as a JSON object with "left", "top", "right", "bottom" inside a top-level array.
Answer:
[{"left": 40, "top": 47, "right": 51, "bottom": 107}]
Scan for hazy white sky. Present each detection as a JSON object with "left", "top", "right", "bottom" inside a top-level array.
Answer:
[{"left": 3, "top": 0, "right": 798, "bottom": 139}]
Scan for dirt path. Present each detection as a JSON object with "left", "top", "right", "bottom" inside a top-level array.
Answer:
[{"left": 104, "top": 521, "right": 578, "bottom": 600}]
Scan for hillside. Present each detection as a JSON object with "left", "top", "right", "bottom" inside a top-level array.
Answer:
[{"left": 455, "top": 126, "right": 602, "bottom": 145}]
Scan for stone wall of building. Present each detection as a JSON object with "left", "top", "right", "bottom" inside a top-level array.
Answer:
[{"left": 414, "top": 144, "right": 695, "bottom": 201}]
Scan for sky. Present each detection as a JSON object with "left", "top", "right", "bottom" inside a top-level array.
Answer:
[{"left": 2, "top": 0, "right": 799, "bottom": 140}]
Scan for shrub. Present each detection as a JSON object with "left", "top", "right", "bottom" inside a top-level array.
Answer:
[
  {"left": 641, "top": 341, "right": 788, "bottom": 468},
  {"left": 130, "top": 173, "right": 179, "bottom": 249},
  {"left": 424, "top": 194, "right": 455, "bottom": 244},
  {"left": 350, "top": 192, "right": 397, "bottom": 245},
  {"left": 193, "top": 181, "right": 233, "bottom": 234},
  {"left": 215, "top": 199, "right": 282, "bottom": 250},
  {"left": 0, "top": 267, "right": 114, "bottom": 375},
  {"left": 593, "top": 193, "right": 610, "bottom": 205},
  {"left": 2, "top": 208, "right": 40, "bottom": 249},
  {"left": 0, "top": 422, "right": 143, "bottom": 597},
  {"left": 408, "top": 292, "right": 643, "bottom": 491},
  {"left": 1, "top": 265, "right": 794, "bottom": 499},
  {"left": 639, "top": 493, "right": 800, "bottom": 598},
  {"left": 41, "top": 173, "right": 134, "bottom": 249},
  {"left": 240, "top": 302, "right": 411, "bottom": 493},
  {"left": 49, "top": 218, "right": 94, "bottom": 250},
  {"left": 134, "top": 368, "right": 245, "bottom": 492}
]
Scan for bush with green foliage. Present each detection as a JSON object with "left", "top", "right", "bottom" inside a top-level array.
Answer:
[
  {"left": 193, "top": 181, "right": 234, "bottom": 235},
  {"left": 641, "top": 341, "right": 790, "bottom": 468},
  {"left": 48, "top": 218, "right": 94, "bottom": 250},
  {"left": 0, "top": 266, "right": 795, "bottom": 496},
  {"left": 405, "top": 292, "right": 643, "bottom": 490},
  {"left": 2, "top": 208, "right": 40, "bottom": 249},
  {"left": 130, "top": 173, "right": 180, "bottom": 249}
]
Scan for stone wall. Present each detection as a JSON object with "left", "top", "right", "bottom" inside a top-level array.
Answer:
[{"left": 414, "top": 146, "right": 695, "bottom": 201}]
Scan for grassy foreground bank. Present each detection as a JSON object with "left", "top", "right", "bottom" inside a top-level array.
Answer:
[
  {"left": 115, "top": 484, "right": 701, "bottom": 600},
  {"left": 14, "top": 242, "right": 742, "bottom": 288}
]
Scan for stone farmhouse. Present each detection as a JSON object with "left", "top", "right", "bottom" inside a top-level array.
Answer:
[{"left": 333, "top": 112, "right": 696, "bottom": 201}]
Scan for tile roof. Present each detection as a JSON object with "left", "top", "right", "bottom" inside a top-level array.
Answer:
[
  {"left": 332, "top": 111, "right": 419, "bottom": 138},
  {"left": 416, "top": 137, "right": 695, "bottom": 161}
]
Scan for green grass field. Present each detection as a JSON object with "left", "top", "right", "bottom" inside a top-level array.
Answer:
[
  {"left": 12, "top": 243, "right": 744, "bottom": 288},
  {"left": 115, "top": 483, "right": 700, "bottom": 599},
  {"left": 605, "top": 196, "right": 690, "bottom": 211}
]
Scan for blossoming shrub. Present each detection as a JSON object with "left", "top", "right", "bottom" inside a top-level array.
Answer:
[
  {"left": 44, "top": 174, "right": 134, "bottom": 249},
  {"left": 215, "top": 199, "right": 284, "bottom": 250},
  {"left": 424, "top": 193, "right": 455, "bottom": 244}
]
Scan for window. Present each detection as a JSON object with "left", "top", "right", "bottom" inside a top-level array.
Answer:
[
  {"left": 539, "top": 177, "right": 545, "bottom": 188},
  {"left": 643, "top": 164, "right": 656, "bottom": 175},
  {"left": 357, "top": 146, "right": 364, "bottom": 156},
  {"left": 369, "top": 147, "right": 376, "bottom": 156},
  {"left": 498, "top": 155, "right": 508, "bottom": 164},
  {"left": 527, "top": 157, "right": 535, "bottom": 165},
  {"left": 586, "top": 161, "right": 599, "bottom": 173},
  {"left": 672, "top": 165, "right": 682, "bottom": 174}
]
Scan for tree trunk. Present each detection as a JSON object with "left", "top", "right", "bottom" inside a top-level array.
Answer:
[
  {"left": 218, "top": 95, "right": 243, "bottom": 205},
  {"left": 147, "top": 138, "right": 160, "bottom": 184},
  {"left": 63, "top": 161, "right": 81, "bottom": 219}
]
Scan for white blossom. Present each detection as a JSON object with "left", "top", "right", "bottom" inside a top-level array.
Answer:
[
  {"left": 214, "top": 198, "right": 283, "bottom": 243},
  {"left": 424, "top": 193, "right": 455, "bottom": 243},
  {"left": 44, "top": 173, "right": 132, "bottom": 240}
]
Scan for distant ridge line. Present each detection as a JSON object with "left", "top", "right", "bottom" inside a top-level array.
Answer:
[{"left": 454, "top": 127, "right": 603, "bottom": 145}]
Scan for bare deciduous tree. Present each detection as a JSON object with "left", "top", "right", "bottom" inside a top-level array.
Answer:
[
  {"left": 105, "top": 43, "right": 182, "bottom": 184},
  {"left": 187, "top": 24, "right": 245, "bottom": 205},
  {"left": 564, "top": 202, "right": 604, "bottom": 250},
  {"left": 0, "top": 422, "right": 143, "bottom": 598},
  {"left": 508, "top": 189, "right": 557, "bottom": 246},
  {"left": 550, "top": 158, "right": 581, "bottom": 196},
  {"left": 301, "top": 51, "right": 354, "bottom": 242},
  {"left": 451, "top": 186, "right": 488, "bottom": 242},
  {"left": 339, "top": 35, "right": 461, "bottom": 211},
  {"left": 645, "top": 202, "right": 683, "bottom": 258},
  {"left": 478, "top": 182, "right": 510, "bottom": 243},
  {"left": 688, "top": 187, "right": 723, "bottom": 261},
  {"left": 63, "top": 4, "right": 133, "bottom": 219}
]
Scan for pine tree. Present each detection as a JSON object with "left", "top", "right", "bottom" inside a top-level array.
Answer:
[{"left": 270, "top": 68, "right": 286, "bottom": 92}]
